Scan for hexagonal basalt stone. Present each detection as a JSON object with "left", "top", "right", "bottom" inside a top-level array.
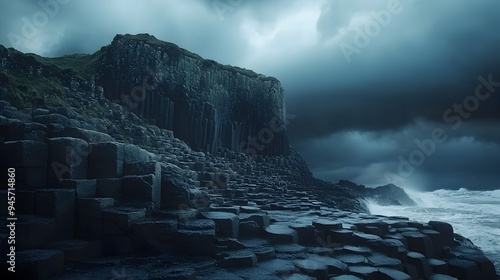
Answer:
[
  {"left": 202, "top": 211, "right": 239, "bottom": 238},
  {"left": 446, "top": 258, "right": 481, "bottom": 280},
  {"left": 312, "top": 219, "right": 342, "bottom": 231},
  {"left": 264, "top": 224, "right": 298, "bottom": 244},
  {"left": 294, "top": 259, "right": 328, "bottom": 280},
  {"left": 401, "top": 231, "right": 435, "bottom": 257},
  {"left": 218, "top": 250, "right": 257, "bottom": 268},
  {"left": 428, "top": 221, "right": 454, "bottom": 247},
  {"left": 407, "top": 252, "right": 432, "bottom": 279}
]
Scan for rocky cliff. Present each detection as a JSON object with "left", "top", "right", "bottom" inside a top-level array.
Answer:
[
  {"left": 1, "top": 34, "right": 290, "bottom": 156},
  {"left": 1, "top": 34, "right": 498, "bottom": 280},
  {"left": 97, "top": 34, "right": 289, "bottom": 155}
]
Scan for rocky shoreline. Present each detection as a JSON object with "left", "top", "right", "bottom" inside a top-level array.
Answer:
[
  {"left": 1, "top": 101, "right": 498, "bottom": 280},
  {"left": 0, "top": 34, "right": 498, "bottom": 279}
]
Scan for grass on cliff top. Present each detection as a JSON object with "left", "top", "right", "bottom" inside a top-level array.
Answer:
[
  {"left": 28, "top": 51, "right": 104, "bottom": 80},
  {"left": 1, "top": 68, "right": 68, "bottom": 108}
]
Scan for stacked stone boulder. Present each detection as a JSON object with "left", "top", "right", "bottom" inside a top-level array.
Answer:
[{"left": 1, "top": 100, "right": 498, "bottom": 279}]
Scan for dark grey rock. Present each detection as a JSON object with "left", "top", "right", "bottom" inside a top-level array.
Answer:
[
  {"left": 407, "top": 251, "right": 432, "bottom": 279},
  {"left": 122, "top": 175, "right": 160, "bottom": 208},
  {"left": 202, "top": 211, "right": 239, "bottom": 238},
  {"left": 367, "top": 254, "right": 403, "bottom": 270},
  {"left": 429, "top": 258, "right": 449, "bottom": 275},
  {"left": 401, "top": 231, "right": 435, "bottom": 257},
  {"left": 0, "top": 140, "right": 47, "bottom": 167},
  {"left": 47, "top": 137, "right": 88, "bottom": 184},
  {"left": 33, "top": 113, "right": 69, "bottom": 127},
  {"left": 288, "top": 224, "right": 316, "bottom": 246},
  {"left": 429, "top": 221, "right": 454, "bottom": 247},
  {"left": 239, "top": 220, "right": 261, "bottom": 238},
  {"left": 174, "top": 228, "right": 216, "bottom": 256},
  {"left": 35, "top": 189, "right": 76, "bottom": 240},
  {"left": 376, "top": 267, "right": 412, "bottom": 280},
  {"left": 348, "top": 266, "right": 379, "bottom": 280},
  {"left": 46, "top": 239, "right": 101, "bottom": 262},
  {"left": 264, "top": 224, "right": 298, "bottom": 244},
  {"left": 131, "top": 220, "right": 177, "bottom": 254},
  {"left": 101, "top": 207, "right": 146, "bottom": 235},
  {"left": 96, "top": 178, "right": 122, "bottom": 200},
  {"left": 335, "top": 254, "right": 367, "bottom": 265},
  {"left": 294, "top": 259, "right": 328, "bottom": 280},
  {"left": 218, "top": 250, "right": 257, "bottom": 268},
  {"left": 447, "top": 258, "right": 482, "bottom": 280},
  {"left": 61, "top": 179, "right": 97, "bottom": 197},
  {"left": 17, "top": 249, "right": 64, "bottom": 280}
]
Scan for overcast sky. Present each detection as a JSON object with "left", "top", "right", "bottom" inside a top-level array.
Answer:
[{"left": 1, "top": 0, "right": 500, "bottom": 191}]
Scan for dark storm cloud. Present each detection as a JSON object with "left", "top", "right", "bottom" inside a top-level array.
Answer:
[{"left": 0, "top": 0, "right": 499, "bottom": 191}]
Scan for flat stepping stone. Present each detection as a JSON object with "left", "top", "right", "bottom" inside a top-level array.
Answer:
[
  {"left": 307, "top": 247, "right": 334, "bottom": 256},
  {"left": 377, "top": 267, "right": 412, "bottom": 280},
  {"left": 17, "top": 249, "right": 65, "bottom": 279},
  {"left": 209, "top": 205, "right": 240, "bottom": 215},
  {"left": 283, "top": 274, "right": 315, "bottom": 280},
  {"left": 197, "top": 270, "right": 243, "bottom": 280},
  {"left": 330, "top": 276, "right": 363, "bottom": 280},
  {"left": 240, "top": 206, "right": 261, "bottom": 213},
  {"left": 348, "top": 266, "right": 379, "bottom": 279},
  {"left": 351, "top": 232, "right": 382, "bottom": 246},
  {"left": 177, "top": 219, "right": 215, "bottom": 230},
  {"left": 216, "top": 238, "right": 246, "bottom": 250},
  {"left": 274, "top": 244, "right": 307, "bottom": 254},
  {"left": 264, "top": 225, "right": 298, "bottom": 244},
  {"left": 308, "top": 255, "right": 348, "bottom": 274},
  {"left": 429, "top": 258, "right": 449, "bottom": 274},
  {"left": 202, "top": 211, "right": 239, "bottom": 238},
  {"left": 341, "top": 245, "right": 373, "bottom": 256},
  {"left": 252, "top": 247, "right": 276, "bottom": 261},
  {"left": 218, "top": 250, "right": 257, "bottom": 268},
  {"left": 312, "top": 219, "right": 342, "bottom": 231},
  {"left": 294, "top": 259, "right": 328, "bottom": 280},
  {"left": 427, "top": 274, "right": 459, "bottom": 280},
  {"left": 149, "top": 266, "right": 196, "bottom": 280},
  {"left": 258, "top": 259, "right": 296, "bottom": 275},
  {"left": 335, "top": 254, "right": 367, "bottom": 265},
  {"left": 239, "top": 238, "right": 268, "bottom": 248},
  {"left": 367, "top": 254, "right": 403, "bottom": 270}
]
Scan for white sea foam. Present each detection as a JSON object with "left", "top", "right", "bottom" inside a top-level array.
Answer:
[{"left": 366, "top": 188, "right": 500, "bottom": 274}]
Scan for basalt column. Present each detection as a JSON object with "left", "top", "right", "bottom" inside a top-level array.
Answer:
[{"left": 97, "top": 34, "right": 291, "bottom": 156}]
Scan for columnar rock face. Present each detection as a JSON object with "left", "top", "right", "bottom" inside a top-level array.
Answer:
[
  {"left": 96, "top": 34, "right": 290, "bottom": 156},
  {"left": 1, "top": 35, "right": 498, "bottom": 279}
]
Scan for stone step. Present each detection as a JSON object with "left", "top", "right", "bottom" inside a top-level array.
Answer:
[
  {"left": 202, "top": 211, "right": 239, "bottom": 238},
  {"left": 101, "top": 206, "right": 146, "bottom": 236},
  {"left": 46, "top": 239, "right": 101, "bottom": 262},
  {"left": 217, "top": 250, "right": 257, "bottom": 268},
  {"left": 264, "top": 224, "right": 298, "bottom": 244},
  {"left": 10, "top": 215, "right": 56, "bottom": 251},
  {"left": 16, "top": 249, "right": 64, "bottom": 280}
]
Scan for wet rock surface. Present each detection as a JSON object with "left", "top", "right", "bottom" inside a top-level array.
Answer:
[{"left": 0, "top": 35, "right": 498, "bottom": 279}]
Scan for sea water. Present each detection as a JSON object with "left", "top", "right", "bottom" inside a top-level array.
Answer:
[{"left": 366, "top": 188, "right": 500, "bottom": 274}]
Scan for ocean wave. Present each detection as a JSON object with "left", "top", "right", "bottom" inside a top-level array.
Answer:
[{"left": 366, "top": 188, "right": 500, "bottom": 274}]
